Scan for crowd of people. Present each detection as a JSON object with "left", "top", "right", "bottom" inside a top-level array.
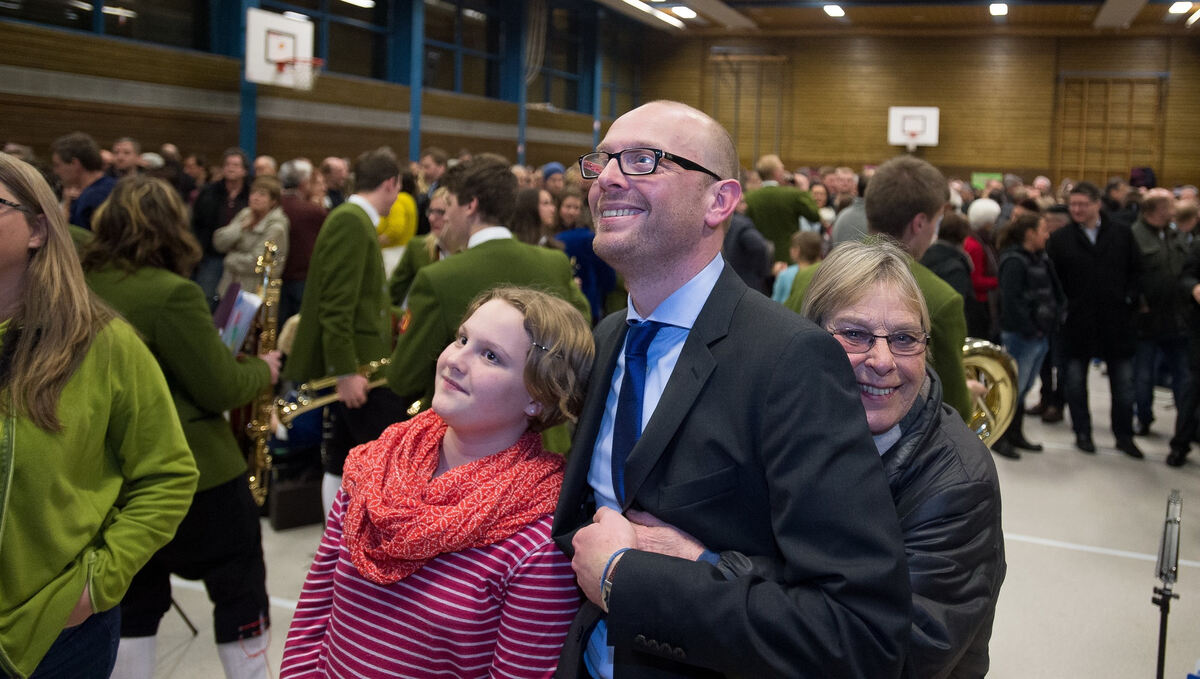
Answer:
[{"left": 0, "top": 100, "right": 1194, "bottom": 678}]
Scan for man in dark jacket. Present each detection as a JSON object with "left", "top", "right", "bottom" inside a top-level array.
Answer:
[
  {"left": 1131, "top": 191, "right": 1189, "bottom": 436},
  {"left": 192, "top": 148, "right": 250, "bottom": 305},
  {"left": 1046, "top": 181, "right": 1142, "bottom": 458}
]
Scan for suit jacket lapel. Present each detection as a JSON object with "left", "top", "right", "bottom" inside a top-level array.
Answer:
[{"left": 621, "top": 267, "right": 743, "bottom": 508}]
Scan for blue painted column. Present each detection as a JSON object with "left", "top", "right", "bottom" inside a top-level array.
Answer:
[
  {"left": 589, "top": 8, "right": 603, "bottom": 149},
  {"left": 93, "top": 0, "right": 105, "bottom": 34},
  {"left": 514, "top": 5, "right": 528, "bottom": 166},
  {"left": 408, "top": 0, "right": 425, "bottom": 162},
  {"left": 237, "top": 0, "right": 259, "bottom": 158}
]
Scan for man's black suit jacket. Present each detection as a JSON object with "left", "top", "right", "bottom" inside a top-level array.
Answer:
[{"left": 552, "top": 266, "right": 910, "bottom": 678}]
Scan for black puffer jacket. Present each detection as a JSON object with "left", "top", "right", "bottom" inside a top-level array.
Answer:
[
  {"left": 882, "top": 369, "right": 1006, "bottom": 678},
  {"left": 716, "top": 369, "right": 1005, "bottom": 679}
]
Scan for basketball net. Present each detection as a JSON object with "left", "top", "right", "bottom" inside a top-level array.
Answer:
[{"left": 276, "top": 57, "right": 324, "bottom": 91}]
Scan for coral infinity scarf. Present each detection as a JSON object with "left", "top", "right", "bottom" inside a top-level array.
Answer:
[{"left": 342, "top": 409, "right": 565, "bottom": 584}]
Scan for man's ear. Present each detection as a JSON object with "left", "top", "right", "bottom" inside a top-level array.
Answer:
[{"left": 704, "top": 178, "right": 742, "bottom": 229}]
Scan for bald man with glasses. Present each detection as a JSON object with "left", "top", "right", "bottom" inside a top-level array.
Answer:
[{"left": 552, "top": 100, "right": 908, "bottom": 678}]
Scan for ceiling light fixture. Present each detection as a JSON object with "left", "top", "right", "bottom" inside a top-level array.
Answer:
[
  {"left": 1188, "top": 7, "right": 1200, "bottom": 25},
  {"left": 1169, "top": 2, "right": 1192, "bottom": 14},
  {"left": 619, "top": 0, "right": 686, "bottom": 28},
  {"left": 989, "top": 3, "right": 1008, "bottom": 16},
  {"left": 823, "top": 5, "right": 845, "bottom": 18},
  {"left": 672, "top": 6, "right": 697, "bottom": 19},
  {"left": 338, "top": 0, "right": 375, "bottom": 8}
]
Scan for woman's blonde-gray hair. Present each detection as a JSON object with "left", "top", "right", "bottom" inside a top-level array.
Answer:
[{"left": 800, "top": 236, "right": 931, "bottom": 336}]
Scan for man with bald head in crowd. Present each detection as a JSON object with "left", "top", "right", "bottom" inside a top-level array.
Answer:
[
  {"left": 319, "top": 156, "right": 348, "bottom": 208},
  {"left": 744, "top": 153, "right": 820, "bottom": 266},
  {"left": 277, "top": 158, "right": 328, "bottom": 324},
  {"left": 553, "top": 100, "right": 908, "bottom": 677}
]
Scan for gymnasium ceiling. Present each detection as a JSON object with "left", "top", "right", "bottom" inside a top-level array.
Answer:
[{"left": 593, "top": 0, "right": 1200, "bottom": 36}]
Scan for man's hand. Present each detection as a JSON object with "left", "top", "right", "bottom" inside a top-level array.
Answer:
[
  {"left": 64, "top": 585, "right": 92, "bottom": 628},
  {"left": 571, "top": 507, "right": 637, "bottom": 609},
  {"left": 336, "top": 374, "right": 369, "bottom": 408},
  {"left": 772, "top": 260, "right": 789, "bottom": 276},
  {"left": 259, "top": 350, "right": 282, "bottom": 385},
  {"left": 966, "top": 378, "right": 988, "bottom": 399},
  {"left": 626, "top": 509, "right": 706, "bottom": 561}
]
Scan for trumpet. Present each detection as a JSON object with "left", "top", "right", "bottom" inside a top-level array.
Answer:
[{"left": 275, "top": 358, "right": 391, "bottom": 427}]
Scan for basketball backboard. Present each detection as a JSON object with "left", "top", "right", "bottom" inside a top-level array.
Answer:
[
  {"left": 887, "top": 106, "right": 940, "bottom": 151},
  {"left": 245, "top": 8, "right": 315, "bottom": 89}
]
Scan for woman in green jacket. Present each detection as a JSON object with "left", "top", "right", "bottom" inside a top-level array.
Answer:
[
  {"left": 0, "top": 154, "right": 198, "bottom": 679},
  {"left": 82, "top": 176, "right": 281, "bottom": 679}
]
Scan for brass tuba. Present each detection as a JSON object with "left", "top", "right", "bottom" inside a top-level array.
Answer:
[
  {"left": 246, "top": 241, "right": 281, "bottom": 506},
  {"left": 962, "top": 338, "right": 1018, "bottom": 446}
]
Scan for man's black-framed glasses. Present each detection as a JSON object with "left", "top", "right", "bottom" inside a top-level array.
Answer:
[
  {"left": 829, "top": 328, "right": 930, "bottom": 356},
  {"left": 578, "top": 148, "right": 722, "bottom": 181}
]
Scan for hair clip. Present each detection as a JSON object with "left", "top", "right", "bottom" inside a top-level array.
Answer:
[{"left": 531, "top": 340, "right": 550, "bottom": 352}]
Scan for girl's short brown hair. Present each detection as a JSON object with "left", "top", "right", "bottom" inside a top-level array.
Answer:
[{"left": 462, "top": 286, "right": 595, "bottom": 432}]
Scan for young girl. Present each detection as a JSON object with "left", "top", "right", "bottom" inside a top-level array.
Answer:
[{"left": 282, "top": 287, "right": 594, "bottom": 678}]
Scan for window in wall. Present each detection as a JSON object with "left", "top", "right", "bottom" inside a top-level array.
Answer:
[
  {"left": 2, "top": 0, "right": 207, "bottom": 50},
  {"left": 263, "top": 0, "right": 388, "bottom": 79},
  {"left": 599, "top": 15, "right": 641, "bottom": 118},
  {"left": 534, "top": 4, "right": 583, "bottom": 111},
  {"left": 327, "top": 21, "right": 384, "bottom": 79},
  {"left": 1054, "top": 76, "right": 1165, "bottom": 186},
  {"left": 423, "top": 0, "right": 503, "bottom": 98}
]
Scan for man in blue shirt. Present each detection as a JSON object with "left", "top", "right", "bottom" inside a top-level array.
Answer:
[
  {"left": 552, "top": 100, "right": 909, "bottom": 678},
  {"left": 51, "top": 132, "right": 115, "bottom": 231}
]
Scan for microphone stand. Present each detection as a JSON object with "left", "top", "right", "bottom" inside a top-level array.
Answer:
[{"left": 1153, "top": 490, "right": 1182, "bottom": 679}]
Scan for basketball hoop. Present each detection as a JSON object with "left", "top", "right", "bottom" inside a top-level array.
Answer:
[
  {"left": 276, "top": 57, "right": 324, "bottom": 91},
  {"left": 906, "top": 130, "right": 919, "bottom": 153}
]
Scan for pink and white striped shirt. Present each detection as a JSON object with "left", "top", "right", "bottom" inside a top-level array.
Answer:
[{"left": 281, "top": 489, "right": 580, "bottom": 678}]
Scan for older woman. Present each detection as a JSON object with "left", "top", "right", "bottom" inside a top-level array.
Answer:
[
  {"left": 965, "top": 197, "right": 1001, "bottom": 340},
  {"left": 213, "top": 174, "right": 289, "bottom": 297},
  {"left": 627, "top": 239, "right": 1005, "bottom": 679},
  {"left": 282, "top": 286, "right": 594, "bottom": 678},
  {"left": 0, "top": 154, "right": 197, "bottom": 678},
  {"left": 801, "top": 239, "right": 1005, "bottom": 678},
  {"left": 82, "top": 175, "right": 281, "bottom": 678}
]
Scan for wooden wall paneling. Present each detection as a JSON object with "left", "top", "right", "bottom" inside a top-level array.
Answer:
[
  {"left": 423, "top": 90, "right": 517, "bottom": 124},
  {"left": 260, "top": 74, "right": 410, "bottom": 112},
  {"left": 256, "top": 119, "right": 408, "bottom": 168},
  {"left": 638, "top": 39, "right": 705, "bottom": 113},
  {"left": 1162, "top": 38, "right": 1200, "bottom": 187},
  {"left": 1, "top": 94, "right": 238, "bottom": 166},
  {"left": 0, "top": 21, "right": 239, "bottom": 91},
  {"left": 1056, "top": 37, "right": 1168, "bottom": 73}
]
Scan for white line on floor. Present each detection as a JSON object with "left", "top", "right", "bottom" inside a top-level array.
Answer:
[{"left": 1005, "top": 533, "right": 1200, "bottom": 568}]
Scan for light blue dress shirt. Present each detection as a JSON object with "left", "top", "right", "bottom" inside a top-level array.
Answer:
[{"left": 584, "top": 254, "right": 725, "bottom": 679}]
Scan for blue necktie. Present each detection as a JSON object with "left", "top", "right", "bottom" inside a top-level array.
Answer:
[{"left": 612, "top": 320, "right": 666, "bottom": 505}]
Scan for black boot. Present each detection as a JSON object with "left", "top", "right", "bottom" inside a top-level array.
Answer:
[
  {"left": 991, "top": 437, "right": 1020, "bottom": 459},
  {"left": 1008, "top": 408, "right": 1043, "bottom": 452}
]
